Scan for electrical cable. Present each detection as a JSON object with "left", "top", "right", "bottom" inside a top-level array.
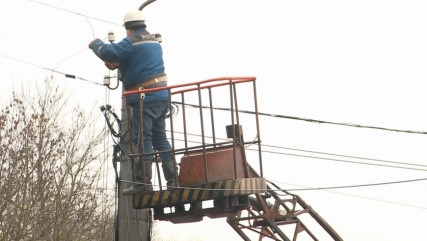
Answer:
[
  {"left": 169, "top": 131, "right": 427, "bottom": 172},
  {"left": 252, "top": 148, "right": 427, "bottom": 172},
  {"left": 100, "top": 102, "right": 146, "bottom": 241},
  {"left": 26, "top": 0, "right": 121, "bottom": 26},
  {"left": 8, "top": 2, "right": 115, "bottom": 88},
  {"left": 173, "top": 101, "right": 427, "bottom": 135},
  {"left": 262, "top": 143, "right": 427, "bottom": 169},
  {"left": 174, "top": 130, "right": 427, "bottom": 169},
  {"left": 271, "top": 177, "right": 427, "bottom": 191},
  {"left": 151, "top": 135, "right": 427, "bottom": 208},
  {"left": 101, "top": 105, "right": 122, "bottom": 138},
  {"left": 85, "top": 16, "right": 96, "bottom": 39},
  {"left": 53, "top": 46, "right": 88, "bottom": 70},
  {"left": 120, "top": 177, "right": 427, "bottom": 193},
  {"left": 0, "top": 53, "right": 104, "bottom": 86},
  {"left": 51, "top": 21, "right": 109, "bottom": 70},
  {"left": 271, "top": 180, "right": 427, "bottom": 210}
]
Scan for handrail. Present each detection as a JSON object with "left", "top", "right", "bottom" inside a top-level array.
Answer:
[{"left": 122, "top": 76, "right": 256, "bottom": 96}]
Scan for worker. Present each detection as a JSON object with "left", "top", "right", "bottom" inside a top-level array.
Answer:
[{"left": 89, "top": 9, "right": 177, "bottom": 196}]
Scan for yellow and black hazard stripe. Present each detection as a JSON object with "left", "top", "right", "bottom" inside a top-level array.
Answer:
[{"left": 133, "top": 177, "right": 267, "bottom": 209}]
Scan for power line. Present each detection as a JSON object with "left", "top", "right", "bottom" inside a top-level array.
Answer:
[
  {"left": 262, "top": 144, "right": 427, "bottom": 169},
  {"left": 173, "top": 102, "right": 427, "bottom": 135},
  {"left": 119, "top": 178, "right": 427, "bottom": 211},
  {"left": 22, "top": 1, "right": 112, "bottom": 70},
  {"left": 181, "top": 131, "right": 427, "bottom": 169},
  {"left": 250, "top": 148, "right": 427, "bottom": 172},
  {"left": 27, "top": 0, "right": 121, "bottom": 26},
  {"left": 170, "top": 131, "right": 427, "bottom": 172},
  {"left": 0, "top": 53, "right": 104, "bottom": 86},
  {"left": 53, "top": 47, "right": 88, "bottom": 70},
  {"left": 121, "top": 177, "right": 427, "bottom": 193},
  {"left": 272, "top": 177, "right": 427, "bottom": 191},
  {"left": 272, "top": 179, "right": 427, "bottom": 210}
]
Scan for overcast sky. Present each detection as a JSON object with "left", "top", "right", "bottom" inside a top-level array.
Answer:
[{"left": 1, "top": 0, "right": 427, "bottom": 240}]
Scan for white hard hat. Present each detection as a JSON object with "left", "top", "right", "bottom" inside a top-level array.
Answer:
[{"left": 123, "top": 10, "right": 145, "bottom": 24}]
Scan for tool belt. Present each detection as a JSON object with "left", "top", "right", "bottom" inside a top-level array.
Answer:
[{"left": 128, "top": 75, "right": 167, "bottom": 91}]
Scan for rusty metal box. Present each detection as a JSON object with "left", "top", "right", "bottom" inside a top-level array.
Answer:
[{"left": 178, "top": 146, "right": 247, "bottom": 186}]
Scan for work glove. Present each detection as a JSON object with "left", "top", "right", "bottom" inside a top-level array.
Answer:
[
  {"left": 105, "top": 62, "right": 119, "bottom": 70},
  {"left": 88, "top": 38, "right": 101, "bottom": 49}
]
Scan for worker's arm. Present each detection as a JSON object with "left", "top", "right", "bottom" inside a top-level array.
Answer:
[{"left": 89, "top": 38, "right": 132, "bottom": 63}]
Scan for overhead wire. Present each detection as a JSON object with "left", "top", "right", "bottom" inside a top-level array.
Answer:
[
  {"left": 272, "top": 177, "right": 427, "bottom": 191},
  {"left": 0, "top": 53, "right": 104, "bottom": 86},
  {"left": 1, "top": 2, "right": 115, "bottom": 87},
  {"left": 271, "top": 179, "right": 427, "bottom": 210},
  {"left": 262, "top": 143, "right": 427, "bottom": 169},
  {"left": 26, "top": 0, "right": 121, "bottom": 26},
  {"left": 85, "top": 16, "right": 96, "bottom": 39},
  {"left": 163, "top": 130, "right": 427, "bottom": 208},
  {"left": 120, "top": 177, "right": 427, "bottom": 195},
  {"left": 255, "top": 148, "right": 427, "bottom": 172},
  {"left": 52, "top": 31, "right": 116, "bottom": 81},
  {"left": 173, "top": 102, "right": 427, "bottom": 135},
  {"left": 51, "top": 18, "right": 102, "bottom": 70},
  {"left": 178, "top": 131, "right": 427, "bottom": 168},
  {"left": 53, "top": 47, "right": 88, "bottom": 70},
  {"left": 119, "top": 158, "right": 427, "bottom": 210},
  {"left": 20, "top": 0, "right": 117, "bottom": 86},
  {"left": 17, "top": 0, "right": 121, "bottom": 86},
  {"left": 170, "top": 131, "right": 427, "bottom": 172}
]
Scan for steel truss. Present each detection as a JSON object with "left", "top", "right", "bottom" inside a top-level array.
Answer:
[{"left": 227, "top": 178, "right": 343, "bottom": 241}]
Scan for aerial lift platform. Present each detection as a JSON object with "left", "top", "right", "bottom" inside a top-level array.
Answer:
[{"left": 123, "top": 77, "right": 343, "bottom": 240}]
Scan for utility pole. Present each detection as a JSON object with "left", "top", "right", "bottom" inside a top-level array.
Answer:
[
  {"left": 118, "top": 87, "right": 151, "bottom": 241},
  {"left": 116, "top": 3, "right": 159, "bottom": 239}
]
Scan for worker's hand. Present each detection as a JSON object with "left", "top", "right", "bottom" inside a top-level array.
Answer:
[
  {"left": 88, "top": 38, "right": 100, "bottom": 49},
  {"left": 105, "top": 62, "right": 119, "bottom": 70}
]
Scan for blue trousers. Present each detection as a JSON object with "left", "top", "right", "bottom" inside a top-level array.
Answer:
[{"left": 131, "top": 100, "right": 172, "bottom": 162}]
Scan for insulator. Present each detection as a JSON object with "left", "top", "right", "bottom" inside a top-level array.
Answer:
[
  {"left": 108, "top": 32, "right": 115, "bottom": 43},
  {"left": 155, "top": 33, "right": 162, "bottom": 43},
  {"left": 103, "top": 75, "right": 111, "bottom": 86}
]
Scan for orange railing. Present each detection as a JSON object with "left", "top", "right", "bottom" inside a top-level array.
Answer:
[{"left": 123, "top": 76, "right": 263, "bottom": 190}]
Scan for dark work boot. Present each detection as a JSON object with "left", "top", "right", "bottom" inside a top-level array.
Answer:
[
  {"left": 161, "top": 160, "right": 177, "bottom": 189},
  {"left": 122, "top": 161, "right": 153, "bottom": 196},
  {"left": 162, "top": 160, "right": 184, "bottom": 212}
]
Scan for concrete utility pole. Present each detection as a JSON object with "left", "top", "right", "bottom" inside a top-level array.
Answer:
[{"left": 118, "top": 87, "right": 151, "bottom": 241}]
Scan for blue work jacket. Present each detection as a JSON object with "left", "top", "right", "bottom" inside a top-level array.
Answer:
[{"left": 91, "top": 28, "right": 169, "bottom": 104}]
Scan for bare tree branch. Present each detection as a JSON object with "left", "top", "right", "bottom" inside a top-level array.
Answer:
[{"left": 0, "top": 78, "right": 115, "bottom": 241}]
